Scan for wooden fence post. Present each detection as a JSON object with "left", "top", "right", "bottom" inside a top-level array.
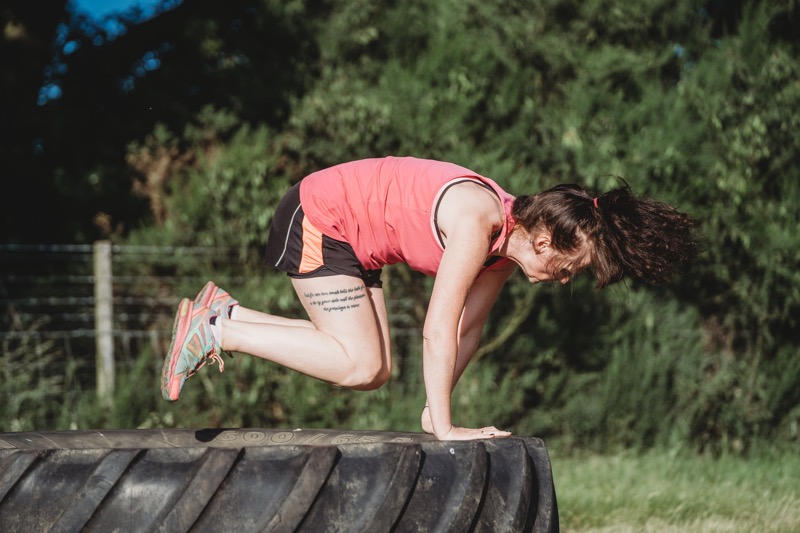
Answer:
[{"left": 94, "top": 240, "right": 114, "bottom": 408}]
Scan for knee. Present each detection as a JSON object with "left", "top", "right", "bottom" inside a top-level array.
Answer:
[
  {"left": 361, "top": 365, "right": 391, "bottom": 390},
  {"left": 341, "top": 360, "right": 391, "bottom": 391}
]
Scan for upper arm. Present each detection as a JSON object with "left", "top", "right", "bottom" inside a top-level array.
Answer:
[{"left": 424, "top": 184, "right": 507, "bottom": 341}]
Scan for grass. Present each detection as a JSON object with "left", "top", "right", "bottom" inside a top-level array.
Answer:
[{"left": 550, "top": 448, "right": 800, "bottom": 532}]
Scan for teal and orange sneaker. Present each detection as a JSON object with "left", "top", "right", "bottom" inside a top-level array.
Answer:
[
  {"left": 194, "top": 280, "right": 239, "bottom": 319},
  {"left": 161, "top": 298, "right": 225, "bottom": 401},
  {"left": 193, "top": 280, "right": 238, "bottom": 358}
]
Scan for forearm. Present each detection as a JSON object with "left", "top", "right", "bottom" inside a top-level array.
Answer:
[
  {"left": 420, "top": 293, "right": 496, "bottom": 433},
  {"left": 453, "top": 328, "right": 481, "bottom": 386},
  {"left": 421, "top": 333, "right": 512, "bottom": 441},
  {"left": 421, "top": 334, "right": 477, "bottom": 403},
  {"left": 451, "top": 266, "right": 512, "bottom": 387},
  {"left": 422, "top": 335, "right": 457, "bottom": 438}
]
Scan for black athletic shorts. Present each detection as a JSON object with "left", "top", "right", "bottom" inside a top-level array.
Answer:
[{"left": 264, "top": 182, "right": 383, "bottom": 288}]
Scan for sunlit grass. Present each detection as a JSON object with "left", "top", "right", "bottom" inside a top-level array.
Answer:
[{"left": 551, "top": 448, "right": 800, "bottom": 532}]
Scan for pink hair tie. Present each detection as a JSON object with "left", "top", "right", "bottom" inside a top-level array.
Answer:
[{"left": 593, "top": 197, "right": 599, "bottom": 209}]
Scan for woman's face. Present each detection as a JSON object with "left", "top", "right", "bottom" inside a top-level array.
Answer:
[{"left": 511, "top": 229, "right": 592, "bottom": 284}]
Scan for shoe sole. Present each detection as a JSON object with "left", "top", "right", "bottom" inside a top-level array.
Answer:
[{"left": 161, "top": 298, "right": 193, "bottom": 401}]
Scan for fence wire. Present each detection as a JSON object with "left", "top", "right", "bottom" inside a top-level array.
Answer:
[{"left": 1, "top": 243, "right": 424, "bottom": 390}]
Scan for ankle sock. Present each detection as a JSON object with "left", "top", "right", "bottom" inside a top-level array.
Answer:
[{"left": 209, "top": 316, "right": 222, "bottom": 347}]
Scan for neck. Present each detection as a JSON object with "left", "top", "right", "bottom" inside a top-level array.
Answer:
[{"left": 496, "top": 226, "right": 526, "bottom": 259}]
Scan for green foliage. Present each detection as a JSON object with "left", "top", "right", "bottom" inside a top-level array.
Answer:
[
  {"left": 125, "top": 105, "right": 291, "bottom": 251},
  {"left": 470, "top": 280, "right": 708, "bottom": 453},
  {"left": 1, "top": 327, "right": 67, "bottom": 431}
]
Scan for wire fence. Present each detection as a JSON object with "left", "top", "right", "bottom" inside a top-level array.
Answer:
[
  {"left": 0, "top": 243, "right": 425, "bottom": 409},
  {"left": 0, "top": 243, "right": 251, "bottom": 401}
]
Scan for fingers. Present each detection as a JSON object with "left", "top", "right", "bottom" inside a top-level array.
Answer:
[
  {"left": 478, "top": 426, "right": 512, "bottom": 438},
  {"left": 437, "top": 426, "right": 512, "bottom": 441}
]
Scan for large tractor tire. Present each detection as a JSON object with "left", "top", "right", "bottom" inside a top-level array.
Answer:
[{"left": 0, "top": 428, "right": 558, "bottom": 532}]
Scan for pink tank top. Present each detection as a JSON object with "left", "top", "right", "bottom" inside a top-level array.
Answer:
[{"left": 299, "top": 157, "right": 515, "bottom": 276}]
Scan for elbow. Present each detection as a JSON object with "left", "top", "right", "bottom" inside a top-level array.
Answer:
[
  {"left": 422, "top": 325, "right": 459, "bottom": 366},
  {"left": 422, "top": 325, "right": 449, "bottom": 350}
]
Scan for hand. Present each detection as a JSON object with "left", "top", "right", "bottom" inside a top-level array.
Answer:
[
  {"left": 436, "top": 425, "right": 512, "bottom": 441},
  {"left": 421, "top": 406, "right": 512, "bottom": 440}
]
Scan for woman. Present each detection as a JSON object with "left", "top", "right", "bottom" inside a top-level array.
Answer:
[{"left": 161, "top": 156, "right": 699, "bottom": 441}]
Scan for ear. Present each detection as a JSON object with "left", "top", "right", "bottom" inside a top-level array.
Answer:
[{"left": 532, "top": 232, "right": 551, "bottom": 254}]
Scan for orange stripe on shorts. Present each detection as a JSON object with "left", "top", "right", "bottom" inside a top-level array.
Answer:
[{"left": 298, "top": 217, "right": 324, "bottom": 273}]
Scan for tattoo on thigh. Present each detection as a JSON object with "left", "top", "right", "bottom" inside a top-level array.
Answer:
[{"left": 303, "top": 284, "right": 366, "bottom": 313}]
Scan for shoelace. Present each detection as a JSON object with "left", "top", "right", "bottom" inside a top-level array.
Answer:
[
  {"left": 187, "top": 351, "right": 225, "bottom": 377},
  {"left": 207, "top": 352, "right": 225, "bottom": 372}
]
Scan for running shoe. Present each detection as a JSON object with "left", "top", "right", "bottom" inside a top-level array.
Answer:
[
  {"left": 194, "top": 280, "right": 239, "bottom": 319},
  {"left": 161, "top": 298, "right": 225, "bottom": 401},
  {"left": 194, "top": 280, "right": 238, "bottom": 358}
]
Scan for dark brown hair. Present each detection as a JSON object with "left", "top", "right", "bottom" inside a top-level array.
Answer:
[{"left": 512, "top": 183, "right": 700, "bottom": 288}]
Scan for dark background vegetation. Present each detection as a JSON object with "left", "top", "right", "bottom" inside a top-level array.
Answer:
[{"left": 2, "top": 0, "right": 798, "bottom": 455}]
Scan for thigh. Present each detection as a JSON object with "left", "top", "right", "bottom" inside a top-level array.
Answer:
[{"left": 292, "top": 275, "right": 390, "bottom": 362}]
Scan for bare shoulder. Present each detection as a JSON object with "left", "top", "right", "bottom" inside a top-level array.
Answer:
[{"left": 436, "top": 181, "right": 505, "bottom": 240}]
